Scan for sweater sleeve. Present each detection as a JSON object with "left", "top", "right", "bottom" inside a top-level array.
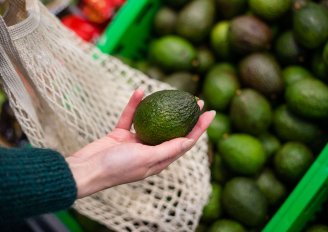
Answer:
[{"left": 0, "top": 147, "right": 77, "bottom": 225}]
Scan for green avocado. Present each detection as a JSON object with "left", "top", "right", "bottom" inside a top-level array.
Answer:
[
  {"left": 293, "top": 2, "right": 328, "bottom": 49},
  {"left": 153, "top": 7, "right": 177, "bottom": 36},
  {"left": 275, "top": 31, "right": 306, "bottom": 65},
  {"left": 149, "top": 36, "right": 197, "bottom": 72},
  {"left": 208, "top": 219, "right": 246, "bottom": 232},
  {"left": 286, "top": 78, "right": 328, "bottom": 119},
  {"left": 256, "top": 168, "right": 287, "bottom": 206},
  {"left": 176, "top": 0, "right": 215, "bottom": 43},
  {"left": 163, "top": 72, "right": 199, "bottom": 94},
  {"left": 222, "top": 177, "right": 268, "bottom": 226},
  {"left": 273, "top": 105, "right": 320, "bottom": 143},
  {"left": 202, "top": 183, "right": 222, "bottom": 222},
  {"left": 230, "top": 89, "right": 272, "bottom": 135},
  {"left": 229, "top": 15, "right": 272, "bottom": 55},
  {"left": 239, "top": 53, "right": 284, "bottom": 96},
  {"left": 202, "top": 70, "right": 240, "bottom": 111},
  {"left": 133, "top": 90, "right": 200, "bottom": 145}
]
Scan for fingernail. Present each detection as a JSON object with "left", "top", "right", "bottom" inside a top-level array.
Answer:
[
  {"left": 134, "top": 87, "right": 143, "bottom": 93},
  {"left": 182, "top": 139, "right": 195, "bottom": 150},
  {"left": 198, "top": 100, "right": 204, "bottom": 108},
  {"left": 134, "top": 88, "right": 144, "bottom": 97},
  {"left": 209, "top": 110, "right": 216, "bottom": 116}
]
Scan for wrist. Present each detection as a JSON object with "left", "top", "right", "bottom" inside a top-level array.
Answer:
[{"left": 66, "top": 155, "right": 103, "bottom": 198}]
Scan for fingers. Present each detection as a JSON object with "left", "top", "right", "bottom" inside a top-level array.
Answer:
[
  {"left": 187, "top": 110, "right": 216, "bottom": 140},
  {"left": 116, "top": 89, "right": 144, "bottom": 130},
  {"left": 146, "top": 109, "right": 215, "bottom": 165},
  {"left": 140, "top": 107, "right": 214, "bottom": 177},
  {"left": 198, "top": 100, "right": 204, "bottom": 111},
  {"left": 147, "top": 137, "right": 195, "bottom": 164}
]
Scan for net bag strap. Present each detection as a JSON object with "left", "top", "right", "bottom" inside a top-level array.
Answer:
[
  {"left": 2, "top": 0, "right": 40, "bottom": 40},
  {"left": 0, "top": 15, "right": 38, "bottom": 120}
]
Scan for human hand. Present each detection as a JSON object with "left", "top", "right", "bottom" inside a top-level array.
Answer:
[{"left": 66, "top": 89, "right": 215, "bottom": 198}]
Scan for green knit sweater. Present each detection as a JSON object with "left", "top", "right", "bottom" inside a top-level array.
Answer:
[{"left": 0, "top": 147, "right": 77, "bottom": 226}]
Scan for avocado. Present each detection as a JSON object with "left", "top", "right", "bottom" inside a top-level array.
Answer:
[
  {"left": 133, "top": 90, "right": 200, "bottom": 145},
  {"left": 286, "top": 78, "right": 328, "bottom": 119},
  {"left": 229, "top": 15, "right": 272, "bottom": 55},
  {"left": 282, "top": 65, "right": 313, "bottom": 87},
  {"left": 196, "top": 47, "right": 215, "bottom": 73},
  {"left": 256, "top": 168, "right": 287, "bottom": 206},
  {"left": 239, "top": 53, "right": 284, "bottom": 96},
  {"left": 293, "top": 2, "right": 328, "bottom": 49},
  {"left": 274, "top": 142, "right": 313, "bottom": 183},
  {"left": 211, "top": 21, "right": 232, "bottom": 60},
  {"left": 311, "top": 50, "right": 328, "bottom": 82},
  {"left": 202, "top": 183, "right": 222, "bottom": 222},
  {"left": 163, "top": 72, "right": 199, "bottom": 94},
  {"left": 208, "top": 63, "right": 237, "bottom": 76},
  {"left": 202, "top": 67, "right": 240, "bottom": 111},
  {"left": 176, "top": 0, "right": 215, "bottom": 43},
  {"left": 230, "top": 89, "right": 272, "bottom": 135},
  {"left": 153, "top": 7, "right": 177, "bottom": 36},
  {"left": 273, "top": 105, "right": 320, "bottom": 143},
  {"left": 222, "top": 177, "right": 268, "bottom": 226},
  {"left": 208, "top": 219, "right": 246, "bottom": 232},
  {"left": 207, "top": 113, "right": 231, "bottom": 143},
  {"left": 275, "top": 31, "right": 306, "bottom": 65},
  {"left": 258, "top": 133, "right": 281, "bottom": 159},
  {"left": 149, "top": 36, "right": 197, "bottom": 72},
  {"left": 211, "top": 153, "right": 230, "bottom": 183},
  {"left": 250, "top": 0, "right": 292, "bottom": 21},
  {"left": 218, "top": 134, "right": 266, "bottom": 175},
  {"left": 216, "top": 0, "right": 248, "bottom": 19}
]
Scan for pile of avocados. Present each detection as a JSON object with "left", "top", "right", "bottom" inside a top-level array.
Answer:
[{"left": 118, "top": 0, "right": 328, "bottom": 231}]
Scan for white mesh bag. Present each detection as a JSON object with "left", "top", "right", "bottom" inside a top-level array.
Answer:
[{"left": 0, "top": 0, "right": 211, "bottom": 231}]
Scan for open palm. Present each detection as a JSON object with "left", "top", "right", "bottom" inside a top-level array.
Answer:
[{"left": 67, "top": 89, "right": 215, "bottom": 198}]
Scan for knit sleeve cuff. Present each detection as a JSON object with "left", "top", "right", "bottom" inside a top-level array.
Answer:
[{"left": 0, "top": 147, "right": 77, "bottom": 224}]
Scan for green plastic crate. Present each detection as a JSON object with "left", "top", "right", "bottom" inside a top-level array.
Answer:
[
  {"left": 55, "top": 210, "right": 84, "bottom": 232},
  {"left": 97, "top": 0, "right": 161, "bottom": 59},
  {"left": 96, "top": 1, "right": 328, "bottom": 231},
  {"left": 263, "top": 145, "right": 328, "bottom": 232}
]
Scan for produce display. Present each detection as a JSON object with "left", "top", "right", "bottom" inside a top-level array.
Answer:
[
  {"left": 1, "top": 0, "right": 328, "bottom": 231},
  {"left": 114, "top": 0, "right": 328, "bottom": 230},
  {"left": 41, "top": 0, "right": 126, "bottom": 43}
]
